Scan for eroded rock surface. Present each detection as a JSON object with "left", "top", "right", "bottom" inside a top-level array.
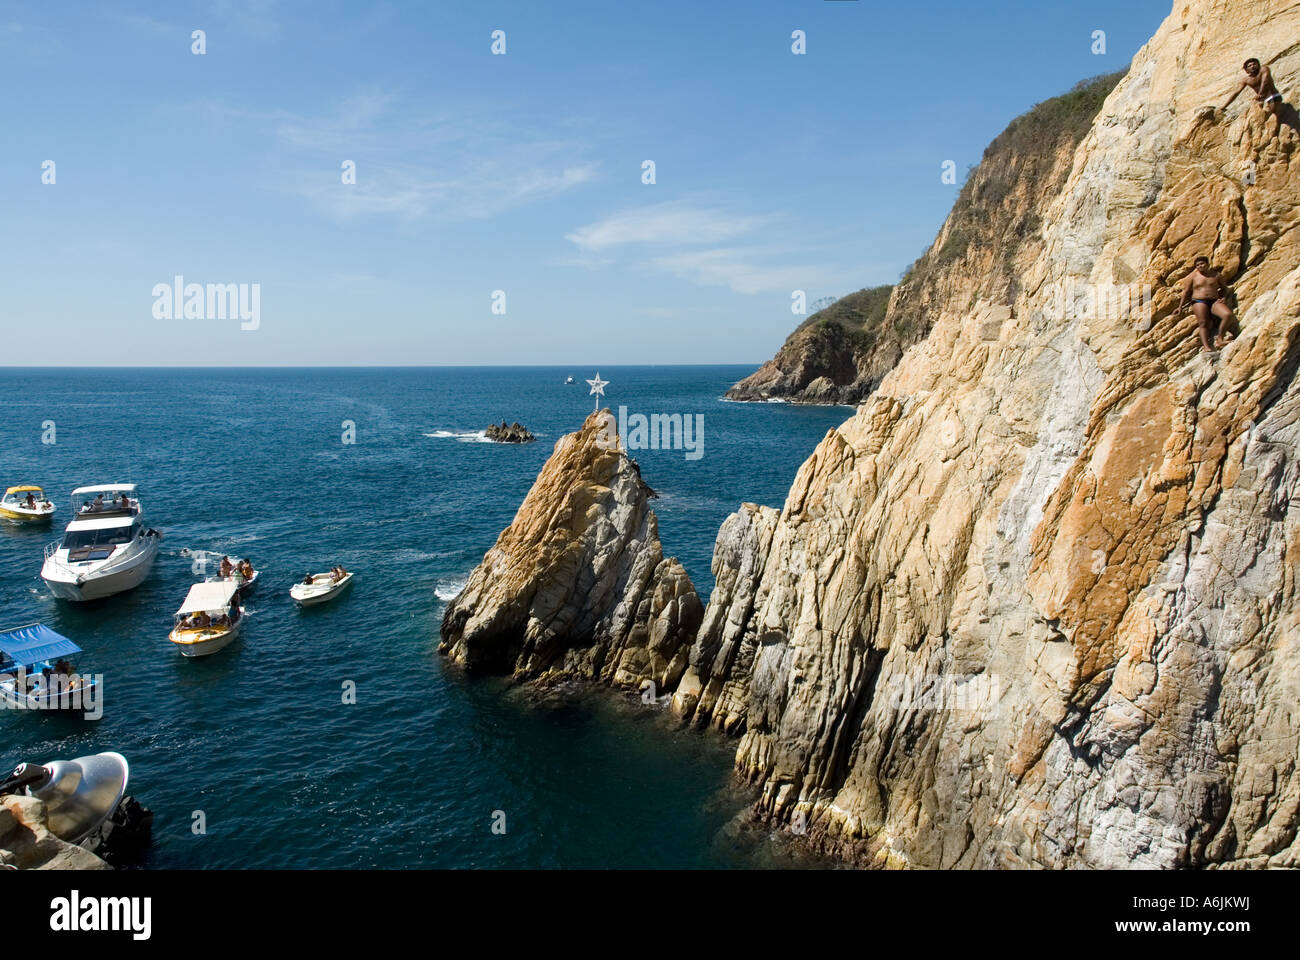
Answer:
[
  {"left": 688, "top": 0, "right": 1300, "bottom": 868},
  {"left": 440, "top": 410, "right": 702, "bottom": 689}
]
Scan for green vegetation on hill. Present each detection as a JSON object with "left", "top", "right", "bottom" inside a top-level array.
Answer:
[
  {"left": 730, "top": 70, "right": 1129, "bottom": 404},
  {"left": 795, "top": 285, "right": 895, "bottom": 352}
]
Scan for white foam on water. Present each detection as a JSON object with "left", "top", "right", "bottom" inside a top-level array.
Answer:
[
  {"left": 424, "top": 430, "right": 494, "bottom": 443},
  {"left": 434, "top": 575, "right": 469, "bottom": 601}
]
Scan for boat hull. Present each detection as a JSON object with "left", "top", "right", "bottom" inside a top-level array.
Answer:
[
  {"left": 41, "top": 542, "right": 160, "bottom": 602},
  {"left": 0, "top": 506, "right": 54, "bottom": 524},
  {"left": 169, "top": 618, "right": 242, "bottom": 658},
  {"left": 290, "top": 573, "right": 353, "bottom": 606},
  {"left": 0, "top": 678, "right": 100, "bottom": 713}
]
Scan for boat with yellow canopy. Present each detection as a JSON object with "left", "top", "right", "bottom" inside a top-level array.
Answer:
[{"left": 0, "top": 486, "right": 56, "bottom": 524}]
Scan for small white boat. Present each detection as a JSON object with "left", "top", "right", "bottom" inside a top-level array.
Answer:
[
  {"left": 41, "top": 484, "right": 161, "bottom": 602},
  {"left": 0, "top": 486, "right": 56, "bottom": 524},
  {"left": 169, "top": 581, "right": 244, "bottom": 657},
  {"left": 290, "top": 571, "right": 354, "bottom": 606},
  {"left": 565, "top": 376, "right": 575, "bottom": 384}
]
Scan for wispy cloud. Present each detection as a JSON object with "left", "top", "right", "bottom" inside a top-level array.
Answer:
[
  {"left": 196, "top": 91, "right": 598, "bottom": 221},
  {"left": 303, "top": 161, "right": 598, "bottom": 220},
  {"left": 565, "top": 204, "right": 766, "bottom": 252},
  {"left": 113, "top": 13, "right": 174, "bottom": 32},
  {"left": 564, "top": 202, "right": 844, "bottom": 294},
  {"left": 650, "top": 248, "right": 841, "bottom": 295},
  {"left": 210, "top": 0, "right": 281, "bottom": 40}
]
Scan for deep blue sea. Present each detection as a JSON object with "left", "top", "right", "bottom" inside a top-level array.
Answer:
[{"left": 0, "top": 367, "right": 851, "bottom": 868}]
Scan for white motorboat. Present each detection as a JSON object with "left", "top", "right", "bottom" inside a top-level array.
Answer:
[
  {"left": 0, "top": 485, "right": 56, "bottom": 524},
  {"left": 290, "top": 570, "right": 354, "bottom": 606},
  {"left": 169, "top": 580, "right": 244, "bottom": 657},
  {"left": 40, "top": 484, "right": 162, "bottom": 602}
]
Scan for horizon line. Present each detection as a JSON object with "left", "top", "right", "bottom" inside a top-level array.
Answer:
[{"left": 0, "top": 362, "right": 767, "bottom": 370}]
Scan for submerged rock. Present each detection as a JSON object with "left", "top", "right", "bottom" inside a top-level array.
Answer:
[{"left": 440, "top": 410, "right": 702, "bottom": 689}]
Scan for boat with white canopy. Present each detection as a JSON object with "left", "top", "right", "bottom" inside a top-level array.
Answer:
[
  {"left": 0, "top": 622, "right": 99, "bottom": 713},
  {"left": 0, "top": 485, "right": 56, "bottom": 524},
  {"left": 168, "top": 580, "right": 244, "bottom": 657},
  {"left": 40, "top": 484, "right": 162, "bottom": 601}
]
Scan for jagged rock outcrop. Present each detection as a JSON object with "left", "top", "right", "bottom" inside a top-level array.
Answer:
[
  {"left": 485, "top": 421, "right": 535, "bottom": 443},
  {"left": 440, "top": 410, "right": 703, "bottom": 688},
  {"left": 685, "top": 0, "right": 1300, "bottom": 867},
  {"left": 0, "top": 796, "right": 110, "bottom": 870},
  {"left": 727, "top": 73, "right": 1124, "bottom": 405}
]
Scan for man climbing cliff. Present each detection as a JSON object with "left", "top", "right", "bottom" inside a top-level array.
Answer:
[
  {"left": 1220, "top": 57, "right": 1282, "bottom": 117},
  {"left": 1179, "top": 256, "right": 1237, "bottom": 353}
]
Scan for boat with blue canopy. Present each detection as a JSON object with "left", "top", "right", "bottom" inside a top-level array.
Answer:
[{"left": 0, "top": 622, "right": 99, "bottom": 713}]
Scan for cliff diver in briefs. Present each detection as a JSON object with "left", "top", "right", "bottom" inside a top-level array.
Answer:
[
  {"left": 1221, "top": 57, "right": 1281, "bottom": 117},
  {"left": 1180, "top": 256, "right": 1236, "bottom": 354}
]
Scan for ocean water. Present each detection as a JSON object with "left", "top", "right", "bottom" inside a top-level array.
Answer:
[{"left": 0, "top": 367, "right": 852, "bottom": 869}]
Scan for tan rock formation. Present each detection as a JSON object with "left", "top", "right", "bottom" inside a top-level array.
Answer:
[
  {"left": 441, "top": 0, "right": 1300, "bottom": 869},
  {"left": 0, "top": 796, "right": 110, "bottom": 870},
  {"left": 686, "top": 0, "right": 1300, "bottom": 867},
  {"left": 440, "top": 410, "right": 703, "bottom": 689}
]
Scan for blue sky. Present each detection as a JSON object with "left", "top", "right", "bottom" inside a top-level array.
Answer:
[{"left": 0, "top": 0, "right": 1171, "bottom": 366}]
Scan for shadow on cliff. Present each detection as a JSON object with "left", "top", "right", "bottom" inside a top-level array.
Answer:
[{"left": 1276, "top": 99, "right": 1300, "bottom": 136}]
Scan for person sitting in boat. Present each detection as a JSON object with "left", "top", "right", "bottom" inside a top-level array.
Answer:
[
  {"left": 303, "top": 572, "right": 316, "bottom": 585},
  {"left": 24, "top": 492, "right": 37, "bottom": 509},
  {"left": 193, "top": 611, "right": 211, "bottom": 628},
  {"left": 92, "top": 494, "right": 104, "bottom": 510},
  {"left": 119, "top": 492, "right": 131, "bottom": 509},
  {"left": 239, "top": 558, "right": 254, "bottom": 579},
  {"left": 219, "top": 556, "right": 234, "bottom": 578},
  {"left": 332, "top": 565, "right": 347, "bottom": 582},
  {"left": 54, "top": 658, "right": 72, "bottom": 676}
]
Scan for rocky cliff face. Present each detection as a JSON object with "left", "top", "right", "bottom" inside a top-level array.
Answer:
[
  {"left": 727, "top": 73, "right": 1124, "bottom": 405},
  {"left": 442, "top": 0, "right": 1300, "bottom": 868},
  {"left": 440, "top": 411, "right": 703, "bottom": 689},
  {"left": 690, "top": 0, "right": 1300, "bottom": 867}
]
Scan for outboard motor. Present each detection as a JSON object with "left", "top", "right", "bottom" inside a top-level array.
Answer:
[{"left": 0, "top": 752, "right": 129, "bottom": 844}]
